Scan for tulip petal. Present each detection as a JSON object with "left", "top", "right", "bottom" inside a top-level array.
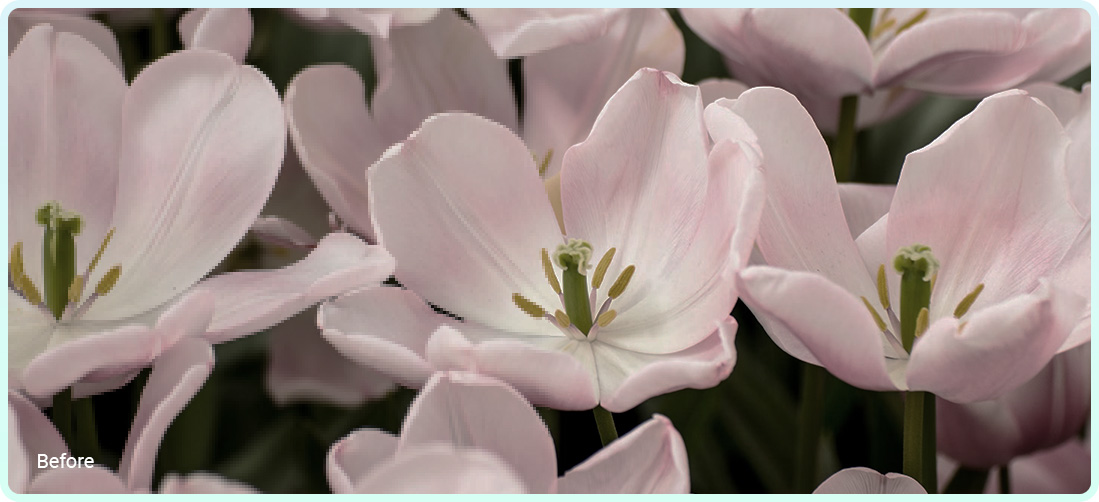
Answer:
[
  {"left": 9, "top": 24, "right": 124, "bottom": 286},
  {"left": 319, "top": 287, "right": 445, "bottom": 388},
  {"left": 425, "top": 325, "right": 599, "bottom": 411},
  {"left": 559, "top": 415, "right": 689, "bottom": 493},
  {"left": 118, "top": 337, "right": 215, "bottom": 492},
  {"left": 838, "top": 183, "right": 895, "bottom": 239},
  {"left": 178, "top": 8, "right": 252, "bottom": 63},
  {"left": 353, "top": 444, "right": 527, "bottom": 493},
  {"left": 398, "top": 372, "right": 558, "bottom": 493},
  {"left": 329, "top": 8, "right": 439, "bottom": 39},
  {"left": 907, "top": 283, "right": 1080, "bottom": 402},
  {"left": 523, "top": 9, "right": 684, "bottom": 177},
  {"left": 192, "top": 232, "right": 394, "bottom": 343},
  {"left": 813, "top": 467, "right": 926, "bottom": 494},
  {"left": 698, "top": 78, "right": 749, "bottom": 106},
  {"left": 28, "top": 466, "right": 129, "bottom": 494},
  {"left": 370, "top": 113, "right": 562, "bottom": 333},
  {"left": 250, "top": 215, "right": 318, "bottom": 250},
  {"left": 159, "top": 472, "right": 260, "bottom": 494},
  {"left": 21, "top": 291, "right": 213, "bottom": 399},
  {"left": 9, "top": 10, "right": 123, "bottom": 71},
  {"left": 595, "top": 318, "right": 736, "bottom": 413},
  {"left": 371, "top": 10, "right": 518, "bottom": 145},
  {"left": 708, "top": 87, "right": 880, "bottom": 301},
  {"left": 266, "top": 309, "right": 394, "bottom": 407},
  {"left": 9, "top": 293, "right": 53, "bottom": 391},
  {"left": 1064, "top": 85, "right": 1090, "bottom": 216},
  {"left": 9, "top": 391, "right": 69, "bottom": 493},
  {"left": 326, "top": 428, "right": 398, "bottom": 494},
  {"left": 886, "top": 90, "right": 1083, "bottom": 320},
  {"left": 737, "top": 266, "right": 898, "bottom": 391},
  {"left": 1011, "top": 439, "right": 1091, "bottom": 494},
  {"left": 285, "top": 64, "right": 385, "bottom": 241},
  {"left": 467, "top": 8, "right": 622, "bottom": 58},
  {"left": 89, "top": 48, "right": 285, "bottom": 322}
]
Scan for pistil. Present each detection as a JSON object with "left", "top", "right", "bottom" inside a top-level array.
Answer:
[{"left": 36, "top": 202, "right": 82, "bottom": 320}]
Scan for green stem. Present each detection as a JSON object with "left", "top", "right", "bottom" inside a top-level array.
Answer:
[
  {"left": 72, "top": 397, "right": 101, "bottom": 460},
  {"left": 831, "top": 95, "right": 860, "bottom": 183},
  {"left": 51, "top": 388, "right": 74, "bottom": 449},
  {"left": 593, "top": 406, "right": 618, "bottom": 446},
  {"left": 903, "top": 391, "right": 937, "bottom": 493},
  {"left": 793, "top": 364, "right": 826, "bottom": 493},
  {"left": 944, "top": 466, "right": 989, "bottom": 494},
  {"left": 849, "top": 8, "right": 875, "bottom": 37},
  {"left": 152, "top": 8, "right": 169, "bottom": 61},
  {"left": 561, "top": 264, "right": 593, "bottom": 335},
  {"left": 999, "top": 465, "right": 1011, "bottom": 494}
]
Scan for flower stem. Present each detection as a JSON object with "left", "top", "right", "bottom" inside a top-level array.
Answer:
[
  {"left": 944, "top": 466, "right": 990, "bottom": 494},
  {"left": 849, "top": 8, "right": 875, "bottom": 37},
  {"left": 793, "top": 363, "right": 826, "bottom": 493},
  {"left": 51, "top": 388, "right": 74, "bottom": 449},
  {"left": 832, "top": 95, "right": 860, "bottom": 183},
  {"left": 73, "top": 397, "right": 101, "bottom": 460},
  {"left": 152, "top": 8, "right": 169, "bottom": 60},
  {"left": 999, "top": 465, "right": 1011, "bottom": 494},
  {"left": 903, "top": 390, "right": 937, "bottom": 493},
  {"left": 593, "top": 406, "right": 618, "bottom": 446}
]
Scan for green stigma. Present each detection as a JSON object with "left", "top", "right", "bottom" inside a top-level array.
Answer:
[
  {"left": 553, "top": 239, "right": 593, "bottom": 273},
  {"left": 36, "top": 202, "right": 83, "bottom": 319}
]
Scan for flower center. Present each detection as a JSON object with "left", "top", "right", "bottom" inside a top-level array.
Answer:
[
  {"left": 511, "top": 238, "right": 636, "bottom": 341},
  {"left": 860, "top": 244, "right": 983, "bottom": 357},
  {"left": 870, "top": 9, "right": 929, "bottom": 45},
  {"left": 9, "top": 202, "right": 120, "bottom": 321}
]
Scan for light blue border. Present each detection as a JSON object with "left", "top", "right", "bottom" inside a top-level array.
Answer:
[{"left": 0, "top": 1, "right": 1096, "bottom": 500}]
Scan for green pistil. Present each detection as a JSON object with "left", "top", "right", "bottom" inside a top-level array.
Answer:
[
  {"left": 849, "top": 8, "right": 875, "bottom": 38},
  {"left": 893, "top": 244, "right": 938, "bottom": 352},
  {"left": 561, "top": 264, "right": 593, "bottom": 335},
  {"left": 36, "top": 202, "right": 82, "bottom": 320}
]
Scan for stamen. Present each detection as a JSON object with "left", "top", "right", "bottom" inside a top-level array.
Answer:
[
  {"left": 95, "top": 266, "right": 121, "bottom": 295},
  {"left": 512, "top": 293, "right": 547, "bottom": 319},
  {"left": 607, "top": 265, "right": 636, "bottom": 299},
  {"left": 591, "top": 248, "right": 616, "bottom": 289},
  {"left": 86, "top": 228, "right": 115, "bottom": 276},
  {"left": 13, "top": 274, "right": 43, "bottom": 307},
  {"left": 870, "top": 16, "right": 897, "bottom": 39},
  {"left": 540, "top": 249, "right": 562, "bottom": 295},
  {"left": 895, "top": 9, "right": 928, "bottom": 36},
  {"left": 10, "top": 242, "right": 25, "bottom": 280},
  {"left": 861, "top": 296, "right": 889, "bottom": 332},
  {"left": 537, "top": 149, "right": 554, "bottom": 177},
  {"left": 9, "top": 243, "right": 43, "bottom": 307},
  {"left": 876, "top": 264, "right": 890, "bottom": 310},
  {"left": 554, "top": 309, "right": 571, "bottom": 328},
  {"left": 953, "top": 283, "right": 984, "bottom": 318},
  {"left": 915, "top": 307, "right": 929, "bottom": 338},
  {"left": 894, "top": 244, "right": 937, "bottom": 353},
  {"left": 596, "top": 309, "right": 618, "bottom": 327},
  {"left": 67, "top": 276, "right": 85, "bottom": 303}
]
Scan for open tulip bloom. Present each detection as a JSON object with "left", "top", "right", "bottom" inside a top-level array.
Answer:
[
  {"left": 709, "top": 85, "right": 1087, "bottom": 403},
  {"left": 322, "top": 68, "right": 765, "bottom": 412},
  {"left": 8, "top": 24, "right": 395, "bottom": 400}
]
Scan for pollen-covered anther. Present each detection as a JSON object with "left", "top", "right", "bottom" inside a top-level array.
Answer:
[
  {"left": 554, "top": 309, "right": 571, "bottom": 328},
  {"left": 67, "top": 276, "right": 85, "bottom": 303},
  {"left": 591, "top": 248, "right": 616, "bottom": 289},
  {"left": 87, "top": 228, "right": 115, "bottom": 276},
  {"left": 9, "top": 242, "right": 43, "bottom": 306},
  {"left": 540, "top": 248, "right": 562, "bottom": 295},
  {"left": 915, "top": 307, "right": 929, "bottom": 338},
  {"left": 861, "top": 296, "right": 888, "bottom": 332},
  {"left": 607, "top": 265, "right": 636, "bottom": 299},
  {"left": 512, "top": 293, "right": 547, "bottom": 319},
  {"left": 595, "top": 309, "right": 618, "bottom": 328},
  {"left": 95, "top": 265, "right": 122, "bottom": 296},
  {"left": 876, "top": 264, "right": 890, "bottom": 309},
  {"left": 953, "top": 283, "right": 984, "bottom": 318}
]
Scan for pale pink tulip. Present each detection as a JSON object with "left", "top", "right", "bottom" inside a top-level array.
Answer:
[
  {"left": 10, "top": 338, "right": 256, "bottom": 494},
  {"left": 938, "top": 438, "right": 1091, "bottom": 494},
  {"left": 708, "top": 86, "right": 1086, "bottom": 403},
  {"left": 683, "top": 8, "right": 1089, "bottom": 129},
  {"left": 291, "top": 8, "right": 440, "bottom": 38},
  {"left": 8, "top": 26, "right": 395, "bottom": 399},
  {"left": 285, "top": 9, "right": 683, "bottom": 242},
  {"left": 322, "top": 69, "right": 764, "bottom": 412},
  {"left": 177, "top": 8, "right": 253, "bottom": 63},
  {"left": 938, "top": 342, "right": 1089, "bottom": 468},
  {"left": 813, "top": 467, "right": 926, "bottom": 494},
  {"left": 9, "top": 9, "right": 123, "bottom": 70},
  {"left": 326, "top": 371, "right": 689, "bottom": 493}
]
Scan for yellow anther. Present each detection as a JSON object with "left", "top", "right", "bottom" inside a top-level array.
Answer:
[
  {"left": 895, "top": 9, "right": 928, "bottom": 36},
  {"left": 68, "top": 276, "right": 85, "bottom": 303},
  {"left": 18, "top": 276, "right": 43, "bottom": 306},
  {"left": 596, "top": 309, "right": 618, "bottom": 327},
  {"left": 537, "top": 149, "right": 554, "bottom": 177},
  {"left": 915, "top": 307, "right": 929, "bottom": 337},
  {"left": 953, "top": 283, "right": 984, "bottom": 318},
  {"left": 591, "top": 248, "right": 616, "bottom": 289},
  {"left": 540, "top": 249, "right": 562, "bottom": 295},
  {"left": 512, "top": 293, "right": 547, "bottom": 319},
  {"left": 876, "top": 264, "right": 890, "bottom": 310},
  {"left": 930, "top": 271, "right": 937, "bottom": 292},
  {"left": 607, "top": 265, "right": 636, "bottom": 299},
  {"left": 870, "top": 16, "right": 897, "bottom": 39},
  {"left": 87, "top": 228, "right": 115, "bottom": 276},
  {"left": 861, "top": 296, "right": 888, "bottom": 332},
  {"left": 554, "top": 309, "right": 571, "bottom": 327},
  {"left": 10, "top": 242, "right": 25, "bottom": 279},
  {"left": 95, "top": 265, "right": 121, "bottom": 295}
]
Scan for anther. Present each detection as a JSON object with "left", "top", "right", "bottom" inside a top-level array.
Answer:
[
  {"left": 554, "top": 309, "right": 571, "bottom": 328},
  {"left": 596, "top": 309, "right": 618, "bottom": 328},
  {"left": 607, "top": 265, "right": 636, "bottom": 299},
  {"left": 870, "top": 16, "right": 897, "bottom": 39},
  {"left": 512, "top": 293, "right": 546, "bottom": 319},
  {"left": 861, "top": 296, "right": 888, "bottom": 332},
  {"left": 95, "top": 266, "right": 122, "bottom": 295},
  {"left": 953, "top": 283, "right": 984, "bottom": 318},
  {"left": 876, "top": 264, "right": 890, "bottom": 310},
  {"left": 915, "top": 307, "right": 929, "bottom": 338},
  {"left": 87, "top": 228, "right": 115, "bottom": 276},
  {"left": 68, "top": 276, "right": 85, "bottom": 303},
  {"left": 537, "top": 149, "right": 554, "bottom": 177},
  {"left": 10, "top": 242, "right": 25, "bottom": 281},
  {"left": 895, "top": 9, "right": 928, "bottom": 35},
  {"left": 540, "top": 249, "right": 562, "bottom": 295},
  {"left": 591, "top": 248, "right": 616, "bottom": 289}
]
